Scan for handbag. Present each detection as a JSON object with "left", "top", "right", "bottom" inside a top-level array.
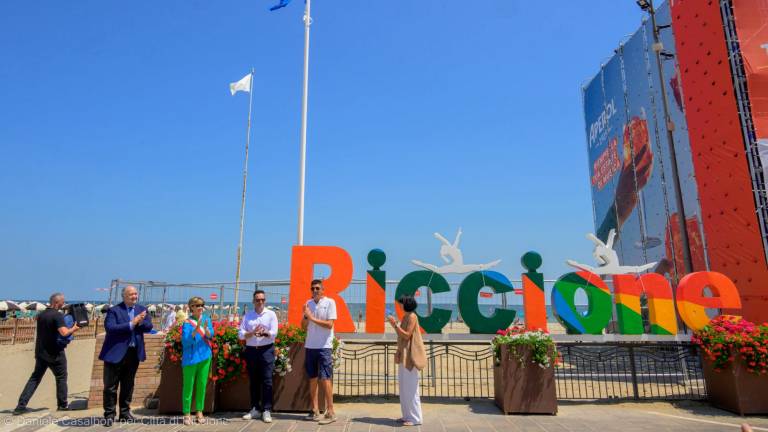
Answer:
[{"left": 408, "top": 317, "right": 427, "bottom": 371}]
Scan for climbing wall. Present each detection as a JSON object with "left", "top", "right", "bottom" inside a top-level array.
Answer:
[{"left": 670, "top": 0, "right": 768, "bottom": 322}]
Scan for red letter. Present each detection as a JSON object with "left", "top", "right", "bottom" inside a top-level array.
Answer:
[{"left": 288, "top": 246, "right": 355, "bottom": 332}]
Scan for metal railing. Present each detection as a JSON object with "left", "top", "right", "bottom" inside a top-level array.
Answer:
[
  {"left": 555, "top": 342, "right": 705, "bottom": 400},
  {"left": 334, "top": 341, "right": 706, "bottom": 401},
  {"left": 1, "top": 314, "right": 706, "bottom": 402},
  {"left": 0, "top": 317, "right": 166, "bottom": 345}
]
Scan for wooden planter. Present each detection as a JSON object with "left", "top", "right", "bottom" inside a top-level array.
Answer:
[
  {"left": 215, "top": 374, "right": 250, "bottom": 412},
  {"left": 702, "top": 356, "right": 768, "bottom": 415},
  {"left": 273, "top": 343, "right": 328, "bottom": 412},
  {"left": 493, "top": 345, "right": 557, "bottom": 415},
  {"left": 215, "top": 343, "right": 326, "bottom": 413},
  {"left": 156, "top": 353, "right": 216, "bottom": 414}
]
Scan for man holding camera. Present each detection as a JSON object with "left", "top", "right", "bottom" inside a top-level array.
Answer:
[{"left": 14, "top": 292, "right": 80, "bottom": 414}]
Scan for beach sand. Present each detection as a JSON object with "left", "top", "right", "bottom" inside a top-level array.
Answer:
[{"left": 0, "top": 339, "right": 95, "bottom": 411}]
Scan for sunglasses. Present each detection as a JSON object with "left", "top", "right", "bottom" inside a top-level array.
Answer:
[
  {"left": 254, "top": 298, "right": 266, "bottom": 303},
  {"left": 311, "top": 286, "right": 322, "bottom": 291},
  {"left": 192, "top": 304, "right": 205, "bottom": 308}
]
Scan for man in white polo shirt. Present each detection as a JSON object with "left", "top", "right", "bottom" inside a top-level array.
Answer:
[
  {"left": 302, "top": 279, "right": 337, "bottom": 424},
  {"left": 238, "top": 290, "right": 278, "bottom": 423}
]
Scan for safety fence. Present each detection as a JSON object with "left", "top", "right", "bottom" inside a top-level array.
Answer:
[
  {"left": 334, "top": 341, "right": 706, "bottom": 401},
  {"left": 0, "top": 319, "right": 705, "bottom": 402},
  {"left": 0, "top": 317, "right": 166, "bottom": 345}
]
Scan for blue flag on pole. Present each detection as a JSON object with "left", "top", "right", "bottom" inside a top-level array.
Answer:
[{"left": 269, "top": 0, "right": 292, "bottom": 11}]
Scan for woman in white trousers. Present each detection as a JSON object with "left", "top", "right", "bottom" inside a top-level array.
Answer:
[{"left": 388, "top": 295, "right": 426, "bottom": 426}]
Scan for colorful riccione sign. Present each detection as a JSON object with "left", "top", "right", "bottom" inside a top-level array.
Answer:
[
  {"left": 287, "top": 245, "right": 744, "bottom": 335},
  {"left": 551, "top": 271, "right": 613, "bottom": 335},
  {"left": 613, "top": 273, "right": 677, "bottom": 335}
]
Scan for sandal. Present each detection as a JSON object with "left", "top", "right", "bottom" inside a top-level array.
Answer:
[
  {"left": 402, "top": 421, "right": 417, "bottom": 426},
  {"left": 196, "top": 413, "right": 206, "bottom": 424},
  {"left": 183, "top": 415, "right": 193, "bottom": 426}
]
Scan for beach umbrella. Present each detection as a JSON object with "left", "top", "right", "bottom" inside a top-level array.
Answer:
[
  {"left": 26, "top": 302, "right": 48, "bottom": 311},
  {"left": 0, "top": 300, "right": 22, "bottom": 312}
]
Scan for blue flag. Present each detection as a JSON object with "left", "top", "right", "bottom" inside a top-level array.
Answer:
[{"left": 269, "top": 0, "right": 292, "bottom": 11}]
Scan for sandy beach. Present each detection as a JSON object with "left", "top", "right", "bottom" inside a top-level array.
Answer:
[{"left": 0, "top": 340, "right": 95, "bottom": 412}]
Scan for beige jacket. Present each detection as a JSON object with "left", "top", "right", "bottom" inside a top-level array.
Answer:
[{"left": 395, "top": 313, "right": 426, "bottom": 371}]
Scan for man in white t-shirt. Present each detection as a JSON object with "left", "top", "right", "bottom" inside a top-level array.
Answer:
[{"left": 302, "top": 279, "right": 337, "bottom": 424}]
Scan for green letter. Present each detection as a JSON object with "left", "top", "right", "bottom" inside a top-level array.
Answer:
[
  {"left": 458, "top": 271, "right": 517, "bottom": 334},
  {"left": 395, "top": 271, "right": 452, "bottom": 333}
]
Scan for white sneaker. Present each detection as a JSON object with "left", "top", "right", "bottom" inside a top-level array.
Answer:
[
  {"left": 262, "top": 410, "right": 272, "bottom": 423},
  {"left": 242, "top": 408, "right": 261, "bottom": 420}
]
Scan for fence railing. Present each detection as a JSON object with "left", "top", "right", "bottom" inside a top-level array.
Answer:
[
  {"left": 1, "top": 317, "right": 706, "bottom": 402},
  {"left": 334, "top": 341, "right": 706, "bottom": 401},
  {"left": 0, "top": 317, "right": 165, "bottom": 345}
]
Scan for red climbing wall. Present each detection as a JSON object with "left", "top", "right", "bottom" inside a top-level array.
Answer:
[{"left": 671, "top": 0, "right": 768, "bottom": 322}]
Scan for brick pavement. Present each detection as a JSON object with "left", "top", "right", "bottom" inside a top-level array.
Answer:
[{"left": 1, "top": 399, "right": 767, "bottom": 432}]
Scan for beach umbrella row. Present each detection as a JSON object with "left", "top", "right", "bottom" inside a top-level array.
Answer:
[
  {"left": 1, "top": 301, "right": 46, "bottom": 312},
  {"left": 0, "top": 300, "right": 23, "bottom": 312}
]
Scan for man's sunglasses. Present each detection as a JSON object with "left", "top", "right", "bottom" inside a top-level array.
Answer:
[
  {"left": 311, "top": 286, "right": 322, "bottom": 291},
  {"left": 192, "top": 304, "right": 205, "bottom": 308},
  {"left": 254, "top": 298, "right": 266, "bottom": 303}
]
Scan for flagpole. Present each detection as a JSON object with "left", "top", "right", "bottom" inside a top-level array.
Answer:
[
  {"left": 234, "top": 68, "right": 255, "bottom": 315},
  {"left": 297, "top": 0, "right": 311, "bottom": 245}
]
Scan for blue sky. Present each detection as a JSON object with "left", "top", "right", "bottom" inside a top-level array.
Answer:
[{"left": 0, "top": 0, "right": 647, "bottom": 301}]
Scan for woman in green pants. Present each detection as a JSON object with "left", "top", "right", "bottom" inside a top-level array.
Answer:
[{"left": 181, "top": 297, "right": 213, "bottom": 425}]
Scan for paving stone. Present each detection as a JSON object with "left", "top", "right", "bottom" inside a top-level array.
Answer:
[{"left": 5, "top": 399, "right": 768, "bottom": 432}]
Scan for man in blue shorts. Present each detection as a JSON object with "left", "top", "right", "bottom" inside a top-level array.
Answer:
[{"left": 302, "top": 279, "right": 337, "bottom": 424}]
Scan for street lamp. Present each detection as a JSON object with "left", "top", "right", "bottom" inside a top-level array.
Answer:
[{"left": 637, "top": 0, "right": 694, "bottom": 279}]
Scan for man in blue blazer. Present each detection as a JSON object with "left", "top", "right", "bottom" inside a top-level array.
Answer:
[{"left": 99, "top": 285, "right": 153, "bottom": 426}]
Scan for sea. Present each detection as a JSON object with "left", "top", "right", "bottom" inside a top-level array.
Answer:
[{"left": 6, "top": 300, "right": 591, "bottom": 324}]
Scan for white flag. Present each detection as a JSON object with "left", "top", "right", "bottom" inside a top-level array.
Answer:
[{"left": 229, "top": 73, "right": 252, "bottom": 96}]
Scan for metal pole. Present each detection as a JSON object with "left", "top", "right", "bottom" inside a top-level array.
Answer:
[
  {"left": 219, "top": 285, "right": 225, "bottom": 320},
  {"left": 297, "top": 0, "right": 311, "bottom": 245},
  {"left": 647, "top": 0, "right": 693, "bottom": 277},
  {"left": 234, "top": 68, "right": 255, "bottom": 311}
]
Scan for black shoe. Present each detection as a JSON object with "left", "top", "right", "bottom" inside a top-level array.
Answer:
[
  {"left": 57, "top": 405, "right": 70, "bottom": 411},
  {"left": 103, "top": 417, "right": 114, "bottom": 427},
  {"left": 118, "top": 412, "right": 137, "bottom": 422},
  {"left": 12, "top": 406, "right": 28, "bottom": 415}
]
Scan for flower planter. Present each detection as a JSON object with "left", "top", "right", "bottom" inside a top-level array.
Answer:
[
  {"left": 493, "top": 345, "right": 557, "bottom": 415},
  {"left": 215, "top": 343, "right": 326, "bottom": 412},
  {"left": 702, "top": 356, "right": 768, "bottom": 415},
  {"left": 273, "top": 343, "right": 327, "bottom": 412},
  {"left": 215, "top": 375, "right": 250, "bottom": 411},
  {"left": 156, "top": 354, "right": 216, "bottom": 414}
]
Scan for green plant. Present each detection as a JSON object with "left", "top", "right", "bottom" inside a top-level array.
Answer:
[
  {"left": 692, "top": 315, "right": 768, "bottom": 375},
  {"left": 491, "top": 324, "right": 559, "bottom": 369},
  {"left": 210, "top": 319, "right": 246, "bottom": 383},
  {"left": 158, "top": 322, "right": 183, "bottom": 370},
  {"left": 331, "top": 335, "right": 344, "bottom": 370},
  {"left": 273, "top": 322, "right": 343, "bottom": 376},
  {"left": 274, "top": 323, "right": 306, "bottom": 376}
]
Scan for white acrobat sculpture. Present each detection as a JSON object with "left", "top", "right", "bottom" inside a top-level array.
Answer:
[
  {"left": 412, "top": 228, "right": 501, "bottom": 274},
  {"left": 566, "top": 229, "right": 656, "bottom": 275}
]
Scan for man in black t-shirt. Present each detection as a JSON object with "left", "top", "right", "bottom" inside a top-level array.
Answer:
[{"left": 13, "top": 293, "right": 80, "bottom": 415}]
